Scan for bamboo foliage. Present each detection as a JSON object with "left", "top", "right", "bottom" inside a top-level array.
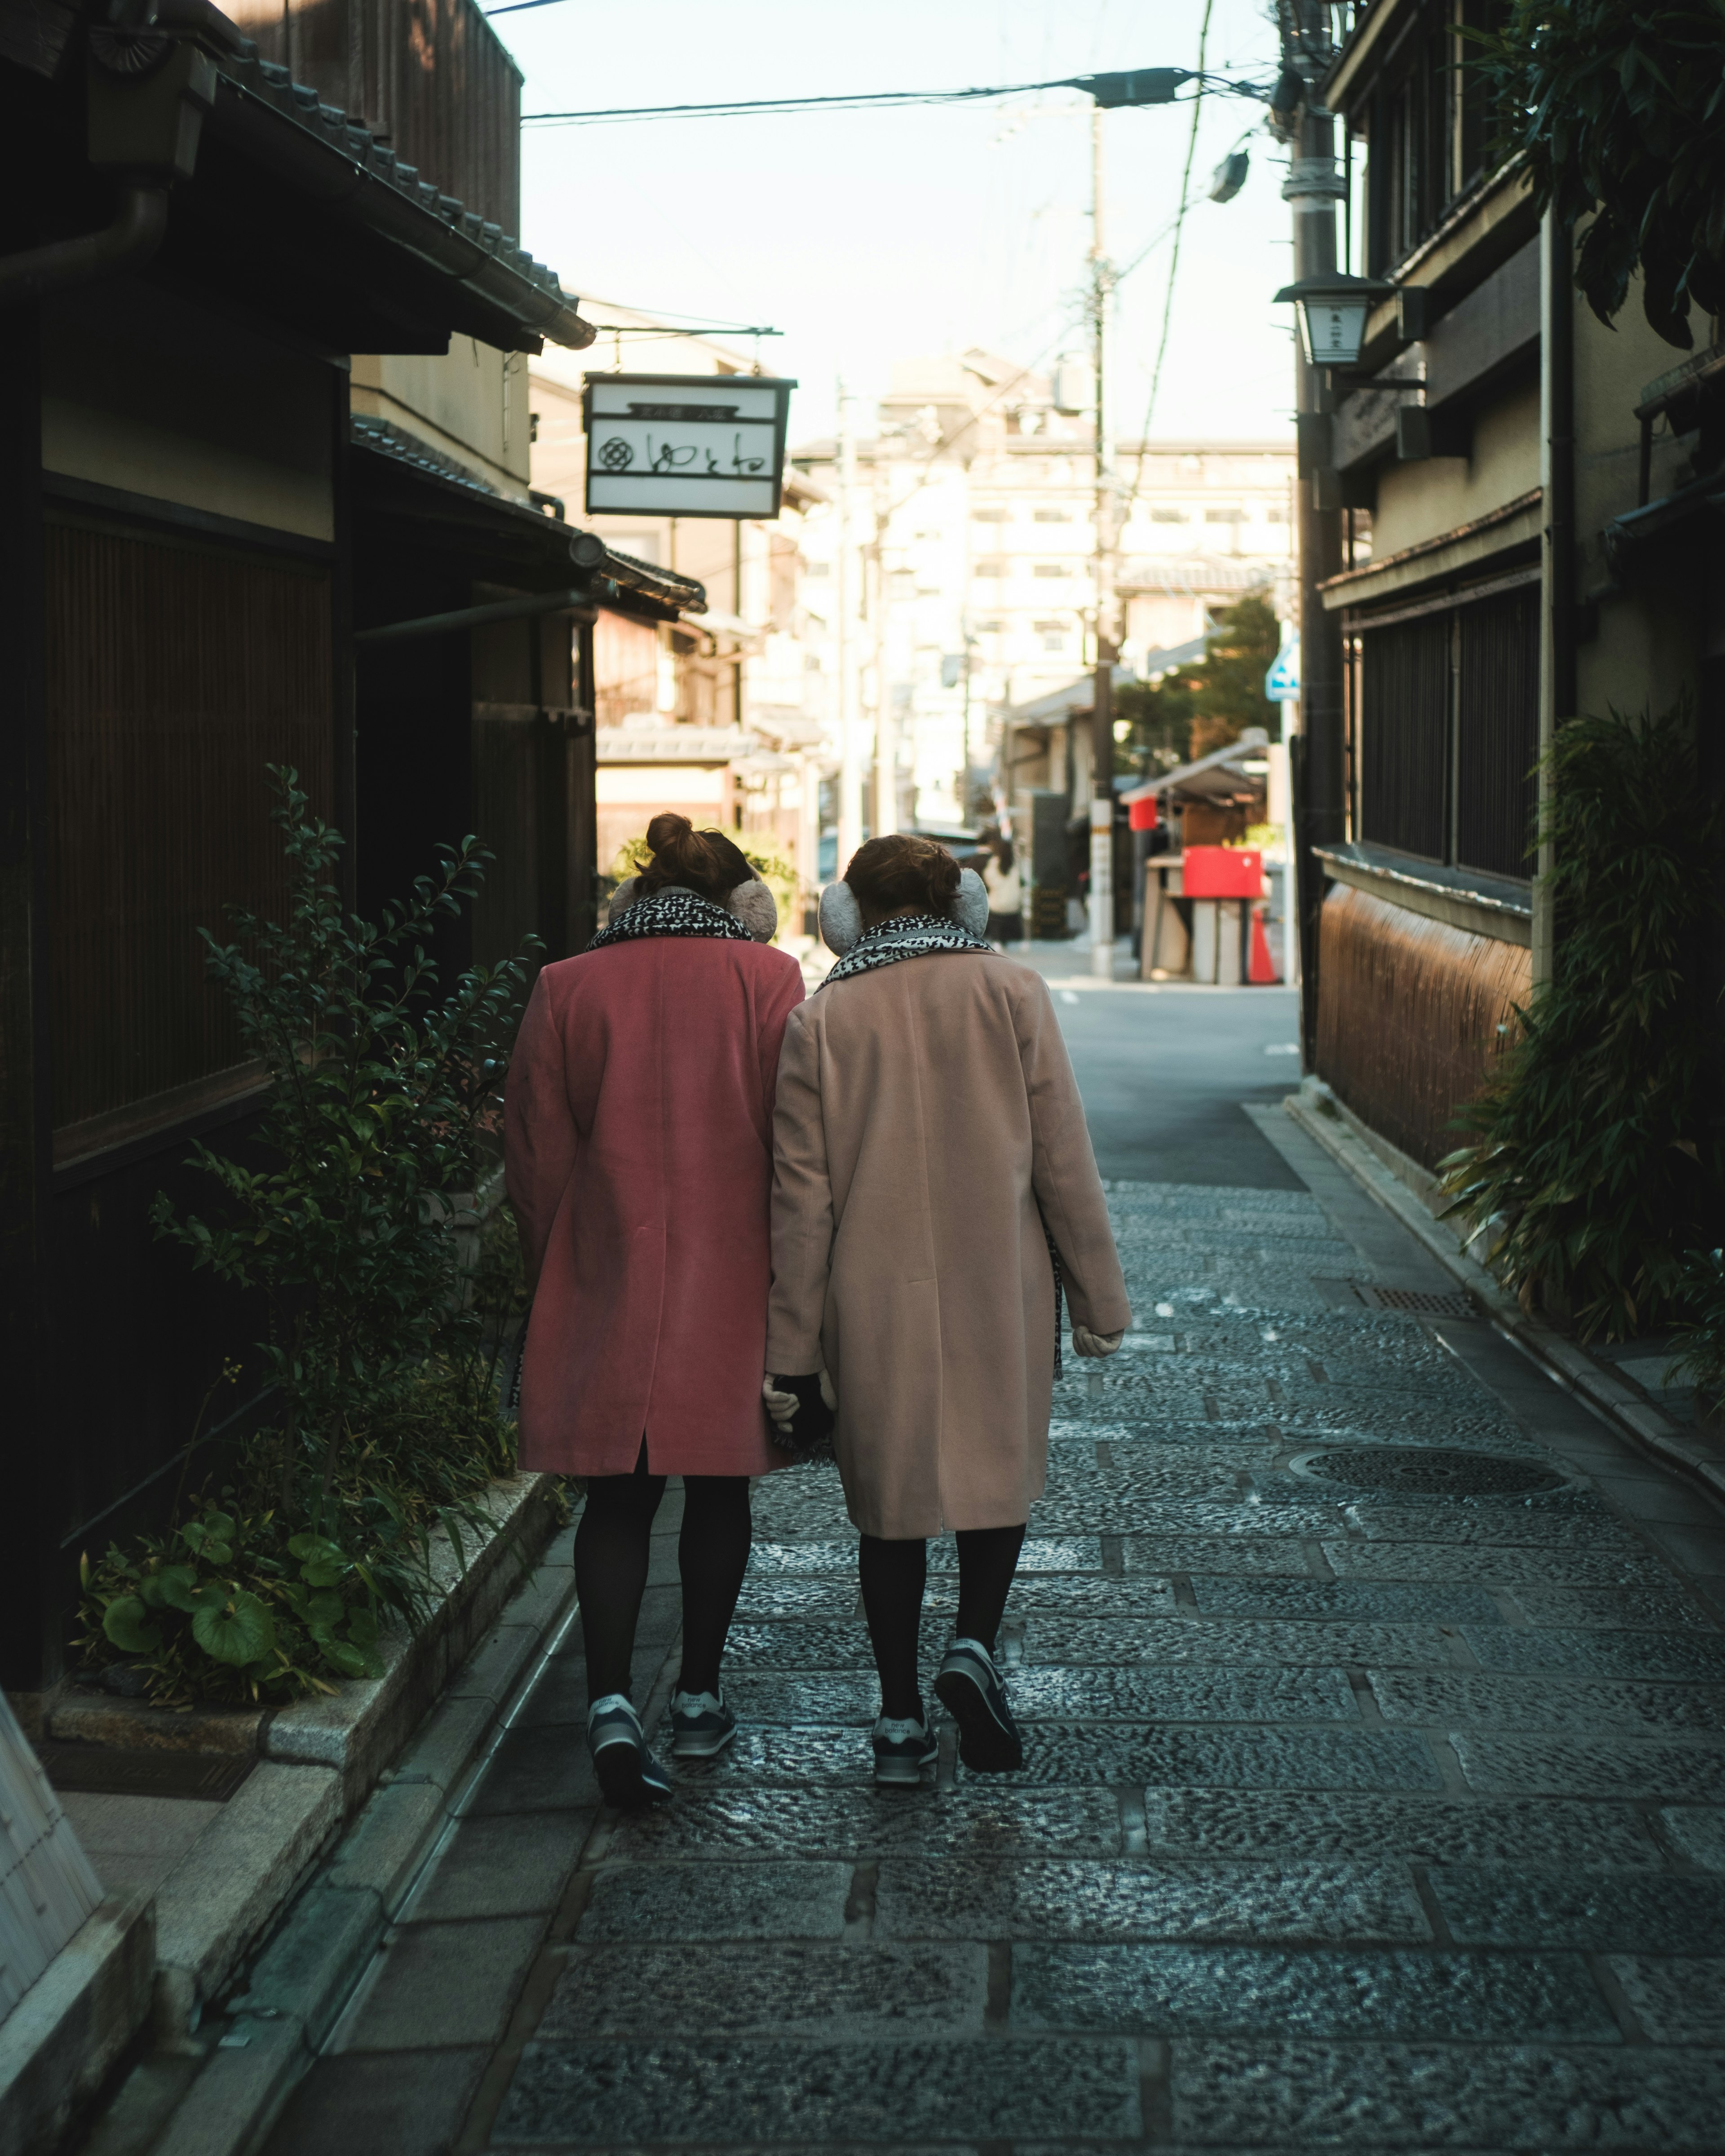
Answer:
[{"left": 1441, "top": 702, "right": 1723, "bottom": 1338}]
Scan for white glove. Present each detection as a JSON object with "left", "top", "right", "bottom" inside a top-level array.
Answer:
[
  {"left": 762, "top": 1366, "right": 836, "bottom": 1427},
  {"left": 1072, "top": 1326, "right": 1125, "bottom": 1358}
]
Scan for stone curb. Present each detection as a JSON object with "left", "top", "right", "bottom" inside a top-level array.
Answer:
[
  {"left": 144, "top": 1521, "right": 581, "bottom": 2156},
  {"left": 1283, "top": 1086, "right": 1725, "bottom": 1513},
  {"left": 49, "top": 1474, "right": 565, "bottom": 2051}
]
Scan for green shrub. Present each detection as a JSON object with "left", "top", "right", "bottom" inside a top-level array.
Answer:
[
  {"left": 1442, "top": 702, "right": 1724, "bottom": 1338},
  {"left": 76, "top": 772, "right": 536, "bottom": 1705}
]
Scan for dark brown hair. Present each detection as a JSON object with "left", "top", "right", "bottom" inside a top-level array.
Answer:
[
  {"left": 637, "top": 813, "right": 755, "bottom": 903},
  {"left": 845, "top": 834, "right": 961, "bottom": 920}
]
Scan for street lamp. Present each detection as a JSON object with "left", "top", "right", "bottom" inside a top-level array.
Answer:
[{"left": 1273, "top": 272, "right": 1391, "bottom": 368}]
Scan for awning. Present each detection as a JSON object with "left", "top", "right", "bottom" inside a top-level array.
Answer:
[
  {"left": 1003, "top": 664, "right": 1135, "bottom": 729},
  {"left": 352, "top": 418, "right": 707, "bottom": 622},
  {"left": 1118, "top": 728, "right": 1270, "bottom": 805}
]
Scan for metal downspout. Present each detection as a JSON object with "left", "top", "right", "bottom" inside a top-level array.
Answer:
[
  {"left": 1535, "top": 209, "right": 1575, "bottom": 990},
  {"left": 0, "top": 184, "right": 170, "bottom": 309}
]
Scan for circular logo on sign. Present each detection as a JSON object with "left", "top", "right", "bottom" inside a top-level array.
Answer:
[{"left": 598, "top": 437, "right": 634, "bottom": 470}]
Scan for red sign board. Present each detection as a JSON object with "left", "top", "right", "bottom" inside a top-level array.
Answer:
[{"left": 1183, "top": 845, "right": 1265, "bottom": 898}]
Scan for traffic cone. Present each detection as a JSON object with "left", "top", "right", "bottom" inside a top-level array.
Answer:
[{"left": 1248, "top": 904, "right": 1279, "bottom": 984}]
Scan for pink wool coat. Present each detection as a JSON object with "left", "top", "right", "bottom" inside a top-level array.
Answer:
[
  {"left": 505, "top": 936, "right": 805, "bottom": 1477},
  {"left": 766, "top": 952, "right": 1131, "bottom": 1538}
]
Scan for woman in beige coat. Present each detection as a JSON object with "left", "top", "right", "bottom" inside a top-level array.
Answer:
[{"left": 765, "top": 835, "right": 1131, "bottom": 1785}]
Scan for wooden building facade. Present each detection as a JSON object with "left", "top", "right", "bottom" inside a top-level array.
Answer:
[
  {"left": 1301, "top": 0, "right": 1725, "bottom": 1174},
  {"left": 0, "top": 0, "right": 706, "bottom": 1700}
]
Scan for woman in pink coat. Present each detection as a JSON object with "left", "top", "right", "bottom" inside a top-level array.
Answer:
[{"left": 506, "top": 814, "right": 804, "bottom": 1807}]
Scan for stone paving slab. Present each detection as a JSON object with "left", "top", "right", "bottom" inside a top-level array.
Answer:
[
  {"left": 540, "top": 1942, "right": 987, "bottom": 2038},
  {"left": 605, "top": 1786, "right": 1123, "bottom": 1860},
  {"left": 732, "top": 1577, "right": 858, "bottom": 1619},
  {"left": 1010, "top": 1941, "right": 1620, "bottom": 2040},
  {"left": 1606, "top": 1955, "right": 1725, "bottom": 2041},
  {"left": 1451, "top": 1732, "right": 1725, "bottom": 1801},
  {"left": 983, "top": 1726, "right": 1446, "bottom": 1791},
  {"left": 1167, "top": 2039, "right": 1725, "bottom": 2147},
  {"left": 1345, "top": 1505, "right": 1654, "bottom": 1550},
  {"left": 1428, "top": 1865, "right": 1725, "bottom": 1951},
  {"left": 1659, "top": 1805, "right": 1725, "bottom": 1866},
  {"left": 492, "top": 2037, "right": 1142, "bottom": 2147},
  {"left": 998, "top": 1576, "right": 1182, "bottom": 1615},
  {"left": 1002, "top": 1665, "right": 1360, "bottom": 1723},
  {"left": 1019, "top": 1617, "right": 1465, "bottom": 1667},
  {"left": 871, "top": 1856, "right": 1432, "bottom": 1942},
  {"left": 1189, "top": 1577, "right": 1507, "bottom": 1625},
  {"left": 1504, "top": 1582, "right": 1721, "bottom": 1629},
  {"left": 1137, "top": 1789, "right": 1663, "bottom": 1867},
  {"left": 579, "top": 1860, "right": 853, "bottom": 1942},
  {"left": 1323, "top": 1540, "right": 1673, "bottom": 1587},
  {"left": 1375, "top": 1667, "right": 1725, "bottom": 1731},
  {"left": 1107, "top": 1536, "right": 1319, "bottom": 1576}
]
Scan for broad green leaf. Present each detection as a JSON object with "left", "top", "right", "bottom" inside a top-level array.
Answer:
[
  {"left": 191, "top": 1591, "right": 277, "bottom": 1667},
  {"left": 102, "top": 1597, "right": 163, "bottom": 1655},
  {"left": 156, "top": 1566, "right": 201, "bottom": 1613}
]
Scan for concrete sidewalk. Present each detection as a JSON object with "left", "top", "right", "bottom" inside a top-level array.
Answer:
[{"left": 86, "top": 980, "right": 1696, "bottom": 2154}]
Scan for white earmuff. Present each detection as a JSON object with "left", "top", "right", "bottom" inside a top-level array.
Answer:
[
  {"left": 954, "top": 866, "right": 989, "bottom": 938},
  {"left": 611, "top": 875, "right": 640, "bottom": 913},
  {"left": 727, "top": 879, "right": 778, "bottom": 944},
  {"left": 818, "top": 881, "right": 863, "bottom": 956}
]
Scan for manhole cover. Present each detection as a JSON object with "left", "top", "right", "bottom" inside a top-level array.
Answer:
[
  {"left": 1293, "top": 1446, "right": 1567, "bottom": 1496},
  {"left": 1352, "top": 1283, "right": 1476, "bottom": 1317}
]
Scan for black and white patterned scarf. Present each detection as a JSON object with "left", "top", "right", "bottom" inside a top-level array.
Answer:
[
  {"left": 814, "top": 908, "right": 1065, "bottom": 1374},
  {"left": 588, "top": 885, "right": 754, "bottom": 950},
  {"left": 818, "top": 911, "right": 994, "bottom": 990}
]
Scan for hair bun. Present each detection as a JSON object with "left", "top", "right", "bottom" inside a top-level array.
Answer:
[
  {"left": 844, "top": 834, "right": 964, "bottom": 921},
  {"left": 637, "top": 814, "right": 757, "bottom": 907}
]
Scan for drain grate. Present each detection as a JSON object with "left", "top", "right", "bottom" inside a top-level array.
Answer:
[
  {"left": 1294, "top": 1445, "right": 1567, "bottom": 1497},
  {"left": 40, "top": 1744, "right": 255, "bottom": 1802},
  {"left": 1352, "top": 1283, "right": 1476, "bottom": 1317}
]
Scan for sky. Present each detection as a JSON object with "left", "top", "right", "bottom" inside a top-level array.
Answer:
[{"left": 491, "top": 0, "right": 1299, "bottom": 452}]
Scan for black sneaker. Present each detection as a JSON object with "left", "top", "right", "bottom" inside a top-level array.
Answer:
[
  {"left": 586, "top": 1693, "right": 674, "bottom": 1809},
  {"left": 934, "top": 1638, "right": 1024, "bottom": 1773},
  {"left": 871, "top": 1710, "right": 938, "bottom": 1788},
  {"left": 669, "top": 1687, "right": 737, "bottom": 1759}
]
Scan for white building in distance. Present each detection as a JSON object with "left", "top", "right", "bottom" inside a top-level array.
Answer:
[{"left": 792, "top": 348, "right": 1296, "bottom": 838}]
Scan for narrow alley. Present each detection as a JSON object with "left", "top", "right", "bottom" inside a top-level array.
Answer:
[{"left": 256, "top": 980, "right": 1725, "bottom": 2152}]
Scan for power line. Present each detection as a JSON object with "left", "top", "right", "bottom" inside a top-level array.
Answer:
[
  {"left": 1126, "top": 0, "right": 1216, "bottom": 517},
  {"left": 522, "top": 70, "right": 1274, "bottom": 128}
]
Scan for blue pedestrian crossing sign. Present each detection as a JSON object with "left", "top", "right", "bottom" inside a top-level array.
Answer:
[{"left": 1264, "top": 636, "right": 1300, "bottom": 702}]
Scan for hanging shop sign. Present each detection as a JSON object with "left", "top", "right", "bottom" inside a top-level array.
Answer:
[{"left": 582, "top": 372, "right": 797, "bottom": 520}]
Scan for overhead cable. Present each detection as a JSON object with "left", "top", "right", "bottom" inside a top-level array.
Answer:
[{"left": 520, "top": 70, "right": 1275, "bottom": 128}]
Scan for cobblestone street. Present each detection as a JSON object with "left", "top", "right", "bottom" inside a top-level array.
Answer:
[{"left": 264, "top": 985, "right": 1725, "bottom": 2153}]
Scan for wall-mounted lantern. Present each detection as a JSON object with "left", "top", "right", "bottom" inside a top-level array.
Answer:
[{"left": 1272, "top": 273, "right": 1392, "bottom": 368}]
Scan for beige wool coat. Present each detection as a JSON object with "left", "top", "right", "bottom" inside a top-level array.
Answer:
[{"left": 766, "top": 950, "right": 1131, "bottom": 1538}]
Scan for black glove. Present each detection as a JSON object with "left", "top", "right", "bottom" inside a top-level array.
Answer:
[{"left": 764, "top": 1372, "right": 836, "bottom": 1454}]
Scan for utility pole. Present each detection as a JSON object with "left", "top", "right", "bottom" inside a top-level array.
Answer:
[
  {"left": 872, "top": 524, "right": 898, "bottom": 839},
  {"left": 1279, "top": 1, "right": 1346, "bottom": 1058},
  {"left": 1088, "top": 103, "right": 1118, "bottom": 980},
  {"left": 835, "top": 378, "right": 864, "bottom": 872}
]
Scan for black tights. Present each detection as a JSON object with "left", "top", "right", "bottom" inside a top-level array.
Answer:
[
  {"left": 858, "top": 1524, "right": 1026, "bottom": 1722},
  {"left": 573, "top": 1449, "right": 752, "bottom": 1701}
]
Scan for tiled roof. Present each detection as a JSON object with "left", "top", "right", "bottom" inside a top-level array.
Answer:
[{"left": 195, "top": 21, "right": 593, "bottom": 351}]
